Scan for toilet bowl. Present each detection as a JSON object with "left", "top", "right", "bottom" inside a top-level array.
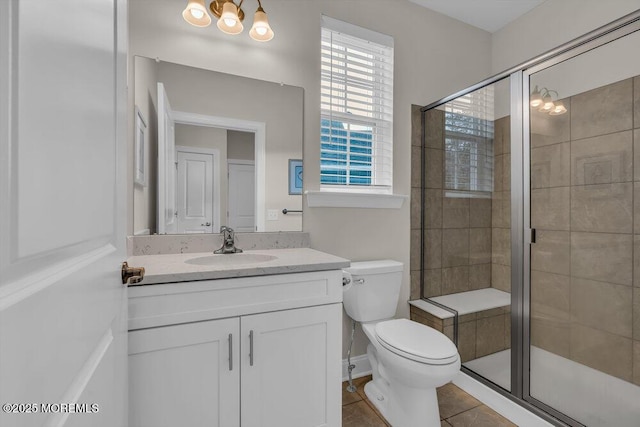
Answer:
[{"left": 343, "top": 260, "right": 460, "bottom": 427}]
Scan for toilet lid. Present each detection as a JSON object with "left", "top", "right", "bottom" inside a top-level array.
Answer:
[{"left": 375, "top": 319, "right": 459, "bottom": 365}]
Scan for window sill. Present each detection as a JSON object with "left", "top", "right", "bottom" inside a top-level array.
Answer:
[{"left": 305, "top": 191, "right": 407, "bottom": 209}]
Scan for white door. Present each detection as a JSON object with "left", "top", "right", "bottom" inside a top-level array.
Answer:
[
  {"left": 157, "top": 82, "right": 177, "bottom": 234},
  {"left": 129, "top": 318, "right": 240, "bottom": 427},
  {"left": 228, "top": 162, "right": 255, "bottom": 232},
  {"left": 241, "top": 305, "right": 342, "bottom": 427},
  {"left": 176, "top": 150, "right": 215, "bottom": 234},
  {"left": 0, "top": 0, "right": 128, "bottom": 426}
]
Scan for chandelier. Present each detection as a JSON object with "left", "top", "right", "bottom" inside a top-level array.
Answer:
[
  {"left": 530, "top": 85, "right": 567, "bottom": 115},
  {"left": 182, "top": 0, "right": 274, "bottom": 42}
]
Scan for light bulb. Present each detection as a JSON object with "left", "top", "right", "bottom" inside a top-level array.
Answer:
[
  {"left": 249, "top": 7, "right": 274, "bottom": 42},
  {"left": 549, "top": 102, "right": 567, "bottom": 115},
  {"left": 182, "top": 0, "right": 211, "bottom": 27},
  {"left": 217, "top": 1, "right": 243, "bottom": 35},
  {"left": 530, "top": 90, "right": 543, "bottom": 108},
  {"left": 538, "top": 95, "right": 554, "bottom": 112},
  {"left": 190, "top": 8, "right": 204, "bottom": 19}
]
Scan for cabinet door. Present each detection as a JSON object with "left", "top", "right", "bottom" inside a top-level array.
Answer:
[
  {"left": 241, "top": 304, "right": 342, "bottom": 427},
  {"left": 129, "top": 318, "right": 240, "bottom": 427}
]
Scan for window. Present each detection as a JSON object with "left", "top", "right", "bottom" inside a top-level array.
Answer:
[
  {"left": 443, "top": 86, "right": 494, "bottom": 196},
  {"left": 320, "top": 17, "right": 394, "bottom": 193}
]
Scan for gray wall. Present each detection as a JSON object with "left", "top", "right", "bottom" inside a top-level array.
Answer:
[{"left": 227, "top": 130, "right": 254, "bottom": 161}]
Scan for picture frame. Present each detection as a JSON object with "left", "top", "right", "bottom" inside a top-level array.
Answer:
[
  {"left": 134, "top": 106, "right": 147, "bottom": 187},
  {"left": 288, "top": 159, "right": 303, "bottom": 195}
]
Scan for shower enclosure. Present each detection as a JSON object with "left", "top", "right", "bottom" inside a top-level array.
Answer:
[{"left": 415, "top": 11, "right": 640, "bottom": 427}]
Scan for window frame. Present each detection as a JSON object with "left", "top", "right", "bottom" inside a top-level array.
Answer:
[{"left": 320, "top": 16, "right": 394, "bottom": 195}]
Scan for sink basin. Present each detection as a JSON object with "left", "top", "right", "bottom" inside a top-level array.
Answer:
[{"left": 185, "top": 253, "right": 278, "bottom": 266}]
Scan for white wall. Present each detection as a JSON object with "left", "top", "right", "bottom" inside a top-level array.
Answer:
[
  {"left": 491, "top": 0, "right": 640, "bottom": 74},
  {"left": 129, "top": 0, "right": 492, "bottom": 357}
]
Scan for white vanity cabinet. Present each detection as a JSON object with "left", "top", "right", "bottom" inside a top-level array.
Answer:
[
  {"left": 129, "top": 318, "right": 241, "bottom": 427},
  {"left": 127, "top": 269, "right": 343, "bottom": 427}
]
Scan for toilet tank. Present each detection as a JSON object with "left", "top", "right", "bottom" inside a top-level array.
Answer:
[{"left": 342, "top": 260, "right": 404, "bottom": 322}]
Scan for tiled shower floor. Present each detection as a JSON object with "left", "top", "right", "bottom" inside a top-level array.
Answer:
[{"left": 342, "top": 376, "right": 517, "bottom": 426}]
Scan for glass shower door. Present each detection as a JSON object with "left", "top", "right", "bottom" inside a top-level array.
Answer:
[{"left": 527, "top": 28, "right": 640, "bottom": 426}]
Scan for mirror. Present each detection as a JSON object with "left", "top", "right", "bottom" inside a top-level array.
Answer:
[{"left": 132, "top": 56, "right": 304, "bottom": 235}]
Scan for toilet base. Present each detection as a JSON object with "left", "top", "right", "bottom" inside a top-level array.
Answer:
[{"left": 363, "top": 378, "right": 441, "bottom": 427}]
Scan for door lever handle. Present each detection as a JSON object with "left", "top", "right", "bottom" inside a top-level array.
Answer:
[
  {"left": 201, "top": 222, "right": 211, "bottom": 226},
  {"left": 121, "top": 262, "right": 145, "bottom": 285}
]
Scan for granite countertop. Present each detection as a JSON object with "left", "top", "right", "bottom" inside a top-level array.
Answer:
[{"left": 127, "top": 248, "right": 350, "bottom": 285}]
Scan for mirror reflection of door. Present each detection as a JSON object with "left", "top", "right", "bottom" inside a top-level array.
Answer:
[
  {"left": 228, "top": 161, "right": 256, "bottom": 232},
  {"left": 176, "top": 147, "right": 219, "bottom": 234},
  {"left": 157, "top": 82, "right": 177, "bottom": 234},
  {"left": 171, "top": 123, "right": 255, "bottom": 234}
]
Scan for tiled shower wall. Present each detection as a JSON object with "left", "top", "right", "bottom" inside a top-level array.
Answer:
[
  {"left": 530, "top": 76, "right": 640, "bottom": 385},
  {"left": 410, "top": 105, "right": 511, "bottom": 362},
  {"left": 410, "top": 106, "right": 493, "bottom": 300},
  {"left": 492, "top": 116, "right": 511, "bottom": 294},
  {"left": 410, "top": 107, "right": 512, "bottom": 299}
]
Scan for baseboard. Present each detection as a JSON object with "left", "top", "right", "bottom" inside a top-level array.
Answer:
[
  {"left": 342, "top": 354, "right": 371, "bottom": 382},
  {"left": 452, "top": 372, "right": 554, "bottom": 427}
]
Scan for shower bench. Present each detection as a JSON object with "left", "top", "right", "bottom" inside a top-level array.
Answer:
[{"left": 409, "top": 288, "right": 511, "bottom": 363}]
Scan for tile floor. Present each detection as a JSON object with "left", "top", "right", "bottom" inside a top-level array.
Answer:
[{"left": 342, "top": 376, "right": 517, "bottom": 427}]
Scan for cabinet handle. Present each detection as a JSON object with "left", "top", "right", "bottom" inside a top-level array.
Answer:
[
  {"left": 249, "top": 330, "right": 254, "bottom": 366},
  {"left": 228, "top": 333, "right": 233, "bottom": 371}
]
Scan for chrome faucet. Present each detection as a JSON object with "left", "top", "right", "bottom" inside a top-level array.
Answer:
[{"left": 214, "top": 226, "right": 243, "bottom": 254}]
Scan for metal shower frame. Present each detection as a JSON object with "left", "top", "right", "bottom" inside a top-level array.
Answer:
[{"left": 419, "top": 9, "right": 640, "bottom": 427}]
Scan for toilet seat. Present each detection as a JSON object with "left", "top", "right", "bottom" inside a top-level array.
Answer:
[{"left": 375, "top": 319, "right": 459, "bottom": 365}]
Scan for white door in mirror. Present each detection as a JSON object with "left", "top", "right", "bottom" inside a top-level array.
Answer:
[
  {"left": 228, "top": 162, "right": 256, "bottom": 232},
  {"left": 176, "top": 150, "right": 215, "bottom": 234},
  {"left": 157, "top": 82, "right": 178, "bottom": 234}
]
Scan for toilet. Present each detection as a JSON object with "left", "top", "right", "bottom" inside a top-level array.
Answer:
[{"left": 342, "top": 260, "right": 460, "bottom": 427}]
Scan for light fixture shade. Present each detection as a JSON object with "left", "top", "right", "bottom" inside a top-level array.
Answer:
[
  {"left": 538, "top": 95, "right": 554, "bottom": 112},
  {"left": 530, "top": 90, "right": 543, "bottom": 108},
  {"left": 549, "top": 102, "right": 567, "bottom": 115},
  {"left": 217, "top": 1, "right": 244, "bottom": 35},
  {"left": 249, "top": 8, "right": 274, "bottom": 42},
  {"left": 182, "top": 0, "right": 211, "bottom": 27}
]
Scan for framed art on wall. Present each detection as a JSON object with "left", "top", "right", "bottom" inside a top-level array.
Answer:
[{"left": 288, "top": 159, "right": 303, "bottom": 195}]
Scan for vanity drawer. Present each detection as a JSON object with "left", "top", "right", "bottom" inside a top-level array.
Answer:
[{"left": 127, "top": 270, "right": 343, "bottom": 330}]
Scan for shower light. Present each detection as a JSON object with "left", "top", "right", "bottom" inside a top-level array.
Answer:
[
  {"left": 181, "top": 0, "right": 275, "bottom": 41},
  {"left": 539, "top": 95, "right": 555, "bottom": 113},
  {"left": 530, "top": 87, "right": 543, "bottom": 108},
  {"left": 549, "top": 101, "right": 567, "bottom": 116},
  {"left": 531, "top": 86, "right": 566, "bottom": 115}
]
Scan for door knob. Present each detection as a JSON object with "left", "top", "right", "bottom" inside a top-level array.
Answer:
[
  {"left": 121, "top": 262, "right": 145, "bottom": 285},
  {"left": 201, "top": 222, "right": 211, "bottom": 226}
]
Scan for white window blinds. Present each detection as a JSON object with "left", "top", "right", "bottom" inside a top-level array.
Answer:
[
  {"left": 444, "top": 86, "right": 494, "bottom": 194},
  {"left": 320, "top": 17, "right": 394, "bottom": 192}
]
